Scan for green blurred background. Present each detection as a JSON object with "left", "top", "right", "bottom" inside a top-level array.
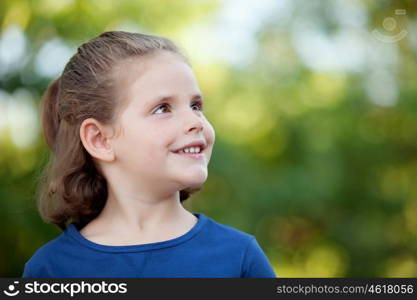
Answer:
[{"left": 1, "top": 0, "right": 417, "bottom": 277}]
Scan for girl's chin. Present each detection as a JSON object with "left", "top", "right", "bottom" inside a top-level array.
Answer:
[{"left": 179, "top": 173, "right": 207, "bottom": 186}]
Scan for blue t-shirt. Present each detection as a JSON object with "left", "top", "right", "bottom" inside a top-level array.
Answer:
[{"left": 22, "top": 212, "right": 277, "bottom": 278}]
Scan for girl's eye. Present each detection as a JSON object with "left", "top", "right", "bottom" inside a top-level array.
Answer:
[
  {"left": 191, "top": 101, "right": 204, "bottom": 111},
  {"left": 153, "top": 101, "right": 204, "bottom": 115},
  {"left": 154, "top": 104, "right": 170, "bottom": 115}
]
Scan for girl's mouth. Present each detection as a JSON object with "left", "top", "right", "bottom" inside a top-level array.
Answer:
[{"left": 172, "top": 149, "right": 204, "bottom": 160}]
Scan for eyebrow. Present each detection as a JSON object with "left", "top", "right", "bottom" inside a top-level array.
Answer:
[{"left": 146, "top": 94, "right": 204, "bottom": 107}]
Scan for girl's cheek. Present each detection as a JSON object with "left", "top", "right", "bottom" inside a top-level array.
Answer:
[{"left": 206, "top": 121, "right": 215, "bottom": 143}]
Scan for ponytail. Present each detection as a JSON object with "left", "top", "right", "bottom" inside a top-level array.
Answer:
[{"left": 40, "top": 77, "right": 61, "bottom": 152}]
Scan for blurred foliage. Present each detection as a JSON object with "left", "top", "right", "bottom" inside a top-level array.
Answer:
[{"left": 1, "top": 0, "right": 417, "bottom": 277}]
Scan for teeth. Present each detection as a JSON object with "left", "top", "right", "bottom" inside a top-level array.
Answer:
[{"left": 180, "top": 147, "right": 201, "bottom": 153}]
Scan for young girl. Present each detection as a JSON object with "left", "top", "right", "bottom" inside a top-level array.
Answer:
[{"left": 22, "top": 31, "right": 276, "bottom": 278}]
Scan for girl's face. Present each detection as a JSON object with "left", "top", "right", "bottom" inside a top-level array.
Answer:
[{"left": 109, "top": 51, "right": 215, "bottom": 193}]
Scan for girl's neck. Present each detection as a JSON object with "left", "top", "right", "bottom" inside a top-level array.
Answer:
[{"left": 79, "top": 198, "right": 197, "bottom": 246}]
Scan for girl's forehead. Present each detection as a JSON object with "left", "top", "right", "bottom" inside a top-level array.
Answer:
[
  {"left": 116, "top": 51, "right": 182, "bottom": 72},
  {"left": 111, "top": 52, "right": 195, "bottom": 110},
  {"left": 113, "top": 51, "right": 185, "bottom": 87}
]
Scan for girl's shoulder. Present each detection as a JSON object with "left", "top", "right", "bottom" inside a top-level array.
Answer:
[
  {"left": 202, "top": 214, "right": 255, "bottom": 245},
  {"left": 203, "top": 215, "right": 276, "bottom": 278},
  {"left": 22, "top": 231, "right": 67, "bottom": 277}
]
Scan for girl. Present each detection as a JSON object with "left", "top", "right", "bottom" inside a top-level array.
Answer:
[{"left": 22, "top": 31, "right": 276, "bottom": 278}]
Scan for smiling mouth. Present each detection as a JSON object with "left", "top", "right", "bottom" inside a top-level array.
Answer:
[{"left": 172, "top": 149, "right": 205, "bottom": 159}]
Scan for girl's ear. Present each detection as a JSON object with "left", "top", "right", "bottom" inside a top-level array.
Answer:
[{"left": 79, "top": 118, "right": 115, "bottom": 162}]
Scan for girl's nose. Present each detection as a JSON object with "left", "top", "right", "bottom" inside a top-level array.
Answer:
[
  {"left": 188, "top": 122, "right": 203, "bottom": 134},
  {"left": 184, "top": 112, "right": 204, "bottom": 134}
]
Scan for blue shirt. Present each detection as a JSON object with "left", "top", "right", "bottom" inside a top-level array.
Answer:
[{"left": 22, "top": 213, "right": 277, "bottom": 278}]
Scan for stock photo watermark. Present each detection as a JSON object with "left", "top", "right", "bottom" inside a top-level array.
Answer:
[
  {"left": 372, "top": 9, "right": 408, "bottom": 43},
  {"left": 2, "top": 280, "right": 128, "bottom": 298}
]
